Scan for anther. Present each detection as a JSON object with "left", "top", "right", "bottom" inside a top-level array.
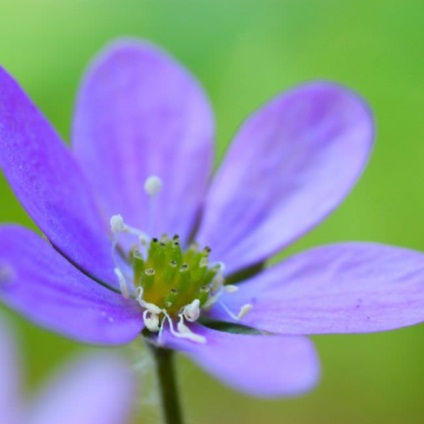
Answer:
[
  {"left": 211, "top": 261, "right": 225, "bottom": 272},
  {"left": 144, "top": 175, "right": 163, "bottom": 197},
  {"left": 237, "top": 304, "right": 253, "bottom": 319},
  {"left": 183, "top": 299, "right": 201, "bottom": 322},
  {"left": 143, "top": 310, "right": 161, "bottom": 332},
  {"left": 110, "top": 214, "right": 125, "bottom": 233},
  {"left": 224, "top": 285, "right": 239, "bottom": 293}
]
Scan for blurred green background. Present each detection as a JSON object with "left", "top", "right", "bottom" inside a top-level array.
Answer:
[{"left": 1, "top": 0, "right": 424, "bottom": 423}]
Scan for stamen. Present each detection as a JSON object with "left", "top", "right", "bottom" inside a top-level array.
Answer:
[
  {"left": 177, "top": 315, "right": 206, "bottom": 344},
  {"left": 110, "top": 214, "right": 125, "bottom": 233},
  {"left": 237, "top": 304, "right": 253, "bottom": 319},
  {"left": 114, "top": 267, "right": 130, "bottom": 299},
  {"left": 144, "top": 175, "right": 163, "bottom": 197},
  {"left": 110, "top": 214, "right": 149, "bottom": 240},
  {"left": 224, "top": 285, "right": 239, "bottom": 293},
  {"left": 210, "top": 261, "right": 225, "bottom": 273},
  {"left": 217, "top": 301, "right": 253, "bottom": 321},
  {"left": 110, "top": 214, "right": 149, "bottom": 279},
  {"left": 144, "top": 175, "right": 163, "bottom": 235},
  {"left": 143, "top": 310, "right": 161, "bottom": 332},
  {"left": 182, "top": 299, "right": 201, "bottom": 322},
  {"left": 210, "top": 273, "right": 225, "bottom": 293}
]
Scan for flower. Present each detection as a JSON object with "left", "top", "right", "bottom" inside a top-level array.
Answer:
[
  {"left": 0, "top": 317, "right": 137, "bottom": 424},
  {"left": 1, "top": 38, "right": 424, "bottom": 398}
]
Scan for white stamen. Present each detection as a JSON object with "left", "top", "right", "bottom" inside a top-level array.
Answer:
[
  {"left": 210, "top": 261, "right": 225, "bottom": 272},
  {"left": 182, "top": 299, "right": 201, "bottom": 322},
  {"left": 143, "top": 310, "right": 161, "bottom": 332},
  {"left": 144, "top": 175, "right": 163, "bottom": 235},
  {"left": 210, "top": 273, "right": 225, "bottom": 293},
  {"left": 144, "top": 175, "right": 163, "bottom": 197},
  {"left": 217, "top": 301, "right": 240, "bottom": 320},
  {"left": 136, "top": 286, "right": 144, "bottom": 301},
  {"left": 110, "top": 214, "right": 125, "bottom": 233},
  {"left": 224, "top": 284, "right": 239, "bottom": 293},
  {"left": 177, "top": 315, "right": 206, "bottom": 344},
  {"left": 237, "top": 304, "right": 253, "bottom": 319},
  {"left": 217, "top": 301, "right": 253, "bottom": 321},
  {"left": 141, "top": 301, "right": 162, "bottom": 316},
  {"left": 110, "top": 214, "right": 149, "bottom": 240},
  {"left": 139, "top": 234, "right": 150, "bottom": 247},
  {"left": 114, "top": 267, "right": 130, "bottom": 299}
]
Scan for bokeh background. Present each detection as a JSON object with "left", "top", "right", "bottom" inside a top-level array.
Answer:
[{"left": 1, "top": 0, "right": 424, "bottom": 423}]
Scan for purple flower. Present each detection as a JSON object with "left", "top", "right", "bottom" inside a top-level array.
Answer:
[
  {"left": 1, "top": 38, "right": 424, "bottom": 398},
  {"left": 0, "top": 317, "right": 137, "bottom": 424}
]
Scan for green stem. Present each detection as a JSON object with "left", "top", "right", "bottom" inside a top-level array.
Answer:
[{"left": 150, "top": 344, "right": 184, "bottom": 424}]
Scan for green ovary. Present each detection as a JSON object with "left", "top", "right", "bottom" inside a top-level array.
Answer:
[{"left": 131, "top": 235, "right": 220, "bottom": 316}]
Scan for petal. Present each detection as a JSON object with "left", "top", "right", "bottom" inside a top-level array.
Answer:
[
  {"left": 28, "top": 353, "right": 137, "bottom": 424},
  {"left": 0, "top": 226, "right": 143, "bottom": 344},
  {"left": 72, "top": 39, "right": 214, "bottom": 243},
  {"left": 207, "top": 243, "right": 424, "bottom": 334},
  {"left": 160, "top": 324, "right": 319, "bottom": 398},
  {"left": 0, "top": 318, "right": 23, "bottom": 424},
  {"left": 197, "top": 83, "right": 374, "bottom": 274},
  {"left": 0, "top": 67, "right": 116, "bottom": 286}
]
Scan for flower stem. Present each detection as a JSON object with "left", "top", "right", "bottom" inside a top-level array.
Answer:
[{"left": 150, "top": 344, "right": 184, "bottom": 424}]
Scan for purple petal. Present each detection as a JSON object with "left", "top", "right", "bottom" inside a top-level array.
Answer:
[
  {"left": 28, "top": 354, "right": 137, "bottom": 424},
  {"left": 72, "top": 39, "right": 214, "bottom": 243},
  {"left": 160, "top": 324, "right": 319, "bottom": 397},
  {"left": 0, "top": 318, "right": 23, "bottom": 424},
  {"left": 207, "top": 243, "right": 424, "bottom": 334},
  {"left": 197, "top": 83, "right": 373, "bottom": 274},
  {"left": 0, "top": 226, "right": 143, "bottom": 344},
  {"left": 0, "top": 67, "right": 116, "bottom": 286}
]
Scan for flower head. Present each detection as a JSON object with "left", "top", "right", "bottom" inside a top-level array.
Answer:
[
  {"left": 0, "top": 317, "right": 136, "bottom": 424},
  {"left": 1, "top": 39, "right": 424, "bottom": 397}
]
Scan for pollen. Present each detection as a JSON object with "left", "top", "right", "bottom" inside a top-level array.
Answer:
[{"left": 144, "top": 175, "right": 163, "bottom": 197}]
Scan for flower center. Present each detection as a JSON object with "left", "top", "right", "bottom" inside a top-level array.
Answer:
[
  {"left": 109, "top": 175, "right": 252, "bottom": 344},
  {"left": 131, "top": 235, "right": 220, "bottom": 316}
]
